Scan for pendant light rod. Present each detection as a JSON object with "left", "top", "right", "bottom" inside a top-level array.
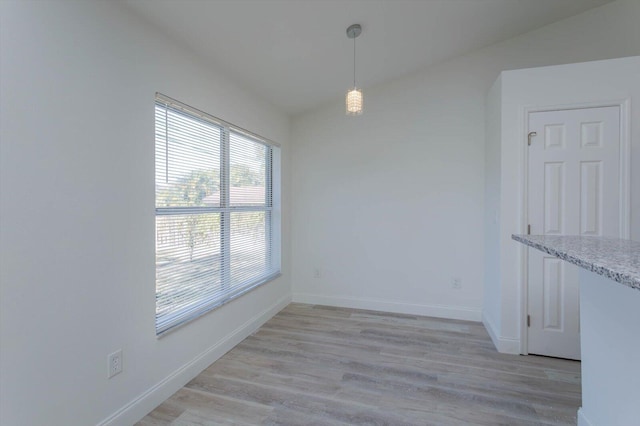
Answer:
[
  {"left": 346, "top": 24, "right": 362, "bottom": 88},
  {"left": 353, "top": 34, "right": 356, "bottom": 87}
]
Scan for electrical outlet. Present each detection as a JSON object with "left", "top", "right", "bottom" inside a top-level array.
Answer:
[
  {"left": 108, "top": 349, "right": 123, "bottom": 379},
  {"left": 452, "top": 277, "right": 462, "bottom": 290},
  {"left": 313, "top": 268, "right": 321, "bottom": 279}
]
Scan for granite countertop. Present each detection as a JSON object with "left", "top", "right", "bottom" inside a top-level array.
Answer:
[{"left": 512, "top": 235, "right": 640, "bottom": 291}]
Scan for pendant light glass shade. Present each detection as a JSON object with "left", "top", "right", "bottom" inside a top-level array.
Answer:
[{"left": 346, "top": 88, "right": 363, "bottom": 115}]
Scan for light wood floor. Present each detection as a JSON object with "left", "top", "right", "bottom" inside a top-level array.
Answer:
[{"left": 137, "top": 303, "right": 581, "bottom": 425}]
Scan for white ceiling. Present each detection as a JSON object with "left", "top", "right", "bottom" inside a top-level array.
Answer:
[{"left": 123, "top": 0, "right": 614, "bottom": 114}]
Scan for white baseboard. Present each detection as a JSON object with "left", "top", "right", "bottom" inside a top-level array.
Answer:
[
  {"left": 292, "top": 293, "right": 481, "bottom": 322},
  {"left": 577, "top": 408, "right": 593, "bottom": 426},
  {"left": 97, "top": 294, "right": 291, "bottom": 426},
  {"left": 481, "top": 311, "right": 520, "bottom": 354}
]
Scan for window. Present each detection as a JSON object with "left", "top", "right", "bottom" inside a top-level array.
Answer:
[{"left": 155, "top": 94, "right": 280, "bottom": 335}]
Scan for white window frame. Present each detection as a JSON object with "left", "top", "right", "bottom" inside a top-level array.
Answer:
[{"left": 155, "top": 93, "right": 281, "bottom": 336}]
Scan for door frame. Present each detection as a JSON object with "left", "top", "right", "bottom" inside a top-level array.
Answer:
[{"left": 518, "top": 99, "right": 631, "bottom": 355}]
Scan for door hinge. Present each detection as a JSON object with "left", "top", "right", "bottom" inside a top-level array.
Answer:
[
  {"left": 527, "top": 224, "right": 531, "bottom": 235},
  {"left": 527, "top": 315, "right": 531, "bottom": 327},
  {"left": 527, "top": 131, "right": 537, "bottom": 146}
]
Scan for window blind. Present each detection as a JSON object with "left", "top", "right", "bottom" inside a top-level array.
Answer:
[{"left": 155, "top": 94, "right": 280, "bottom": 335}]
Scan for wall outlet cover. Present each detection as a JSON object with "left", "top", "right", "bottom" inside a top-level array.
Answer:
[{"left": 108, "top": 349, "right": 123, "bottom": 379}]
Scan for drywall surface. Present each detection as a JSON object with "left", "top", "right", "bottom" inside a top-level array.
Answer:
[
  {"left": 483, "top": 76, "right": 503, "bottom": 345},
  {"left": 0, "top": 1, "right": 291, "bottom": 425},
  {"left": 481, "top": 0, "right": 640, "bottom": 351},
  {"left": 291, "top": 63, "right": 486, "bottom": 321},
  {"left": 496, "top": 56, "right": 640, "bottom": 349},
  {"left": 578, "top": 269, "right": 640, "bottom": 426},
  {"left": 291, "top": 0, "right": 640, "bottom": 326}
]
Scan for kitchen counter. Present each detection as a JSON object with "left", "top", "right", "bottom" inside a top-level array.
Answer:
[{"left": 512, "top": 235, "right": 640, "bottom": 290}]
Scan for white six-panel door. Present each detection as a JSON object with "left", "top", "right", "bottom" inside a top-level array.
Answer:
[{"left": 527, "top": 106, "right": 620, "bottom": 360}]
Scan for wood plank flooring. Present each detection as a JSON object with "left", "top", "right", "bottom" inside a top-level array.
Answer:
[{"left": 137, "top": 303, "right": 581, "bottom": 425}]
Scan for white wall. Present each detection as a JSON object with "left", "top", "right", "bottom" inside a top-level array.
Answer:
[
  {"left": 291, "top": 0, "right": 640, "bottom": 322},
  {"left": 291, "top": 59, "right": 486, "bottom": 320},
  {"left": 578, "top": 269, "right": 640, "bottom": 426},
  {"left": 483, "top": 76, "right": 503, "bottom": 339},
  {"left": 487, "top": 56, "right": 640, "bottom": 353},
  {"left": 0, "top": 1, "right": 291, "bottom": 425}
]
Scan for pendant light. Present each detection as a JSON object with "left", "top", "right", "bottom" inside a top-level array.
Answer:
[{"left": 346, "top": 24, "right": 363, "bottom": 116}]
